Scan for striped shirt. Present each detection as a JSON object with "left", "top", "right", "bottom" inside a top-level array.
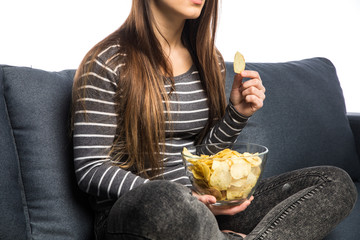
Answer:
[{"left": 73, "top": 45, "right": 249, "bottom": 206}]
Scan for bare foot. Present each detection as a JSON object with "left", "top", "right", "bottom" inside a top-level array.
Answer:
[{"left": 222, "top": 230, "right": 246, "bottom": 238}]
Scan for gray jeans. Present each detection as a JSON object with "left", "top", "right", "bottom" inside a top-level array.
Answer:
[{"left": 95, "top": 166, "right": 357, "bottom": 240}]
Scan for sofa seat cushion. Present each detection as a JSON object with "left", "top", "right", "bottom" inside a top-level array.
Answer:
[
  {"left": 225, "top": 58, "right": 360, "bottom": 180},
  {"left": 0, "top": 65, "right": 93, "bottom": 240}
]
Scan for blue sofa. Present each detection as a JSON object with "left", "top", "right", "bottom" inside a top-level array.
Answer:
[{"left": 1, "top": 57, "right": 359, "bottom": 240}]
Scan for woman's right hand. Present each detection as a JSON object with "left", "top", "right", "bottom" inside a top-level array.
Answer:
[{"left": 192, "top": 191, "right": 254, "bottom": 216}]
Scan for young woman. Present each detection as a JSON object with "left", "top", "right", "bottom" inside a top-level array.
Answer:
[{"left": 72, "top": 0, "right": 357, "bottom": 239}]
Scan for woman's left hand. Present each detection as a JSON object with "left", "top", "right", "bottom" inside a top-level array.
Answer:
[
  {"left": 230, "top": 70, "right": 266, "bottom": 117},
  {"left": 193, "top": 191, "right": 254, "bottom": 216}
]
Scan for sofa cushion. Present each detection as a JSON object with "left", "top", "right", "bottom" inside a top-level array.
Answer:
[
  {"left": 0, "top": 66, "right": 27, "bottom": 240},
  {"left": 0, "top": 65, "right": 93, "bottom": 240},
  {"left": 225, "top": 58, "right": 360, "bottom": 180}
]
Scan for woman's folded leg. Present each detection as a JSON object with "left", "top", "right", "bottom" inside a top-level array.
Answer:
[
  {"left": 105, "top": 180, "right": 233, "bottom": 240},
  {"left": 216, "top": 166, "right": 357, "bottom": 240}
]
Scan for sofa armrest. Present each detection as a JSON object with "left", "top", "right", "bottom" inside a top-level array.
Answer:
[{"left": 348, "top": 112, "right": 360, "bottom": 160}]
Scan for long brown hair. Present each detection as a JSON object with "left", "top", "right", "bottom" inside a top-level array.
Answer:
[{"left": 72, "top": 0, "right": 226, "bottom": 178}]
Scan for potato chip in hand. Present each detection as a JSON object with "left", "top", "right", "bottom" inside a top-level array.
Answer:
[{"left": 234, "top": 51, "right": 245, "bottom": 74}]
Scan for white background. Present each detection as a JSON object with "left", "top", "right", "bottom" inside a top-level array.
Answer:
[{"left": 1, "top": 0, "right": 359, "bottom": 112}]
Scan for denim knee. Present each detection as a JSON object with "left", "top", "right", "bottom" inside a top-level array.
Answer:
[
  {"left": 324, "top": 166, "right": 357, "bottom": 213},
  {"left": 106, "top": 180, "right": 226, "bottom": 240}
]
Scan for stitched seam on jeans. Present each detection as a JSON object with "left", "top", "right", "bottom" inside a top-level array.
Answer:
[
  {"left": 254, "top": 182, "right": 326, "bottom": 240},
  {"left": 254, "top": 172, "right": 329, "bottom": 197}
]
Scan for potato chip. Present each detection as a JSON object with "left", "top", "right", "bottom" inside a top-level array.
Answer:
[
  {"left": 231, "top": 177, "right": 247, "bottom": 188},
  {"left": 182, "top": 148, "right": 199, "bottom": 161},
  {"left": 241, "top": 184, "right": 254, "bottom": 197},
  {"left": 199, "top": 162, "right": 211, "bottom": 181},
  {"left": 226, "top": 186, "right": 245, "bottom": 200},
  {"left": 251, "top": 166, "right": 261, "bottom": 176},
  {"left": 230, "top": 161, "right": 251, "bottom": 179},
  {"left": 210, "top": 164, "right": 231, "bottom": 190},
  {"left": 244, "top": 155, "right": 262, "bottom": 167},
  {"left": 212, "top": 159, "right": 227, "bottom": 171},
  {"left": 189, "top": 165, "right": 205, "bottom": 180},
  {"left": 234, "top": 51, "right": 245, "bottom": 73},
  {"left": 190, "top": 161, "right": 211, "bottom": 181},
  {"left": 246, "top": 172, "right": 258, "bottom": 186}
]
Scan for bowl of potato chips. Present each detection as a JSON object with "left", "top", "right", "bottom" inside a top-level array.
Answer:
[{"left": 182, "top": 143, "right": 268, "bottom": 206}]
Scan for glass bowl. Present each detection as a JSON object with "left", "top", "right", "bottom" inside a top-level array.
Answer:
[{"left": 182, "top": 142, "right": 268, "bottom": 206}]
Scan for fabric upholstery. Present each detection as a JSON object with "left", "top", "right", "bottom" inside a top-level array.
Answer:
[
  {"left": 225, "top": 58, "right": 360, "bottom": 180},
  {"left": 0, "top": 65, "right": 93, "bottom": 240},
  {"left": 0, "top": 66, "right": 27, "bottom": 240},
  {"left": 348, "top": 113, "right": 360, "bottom": 158}
]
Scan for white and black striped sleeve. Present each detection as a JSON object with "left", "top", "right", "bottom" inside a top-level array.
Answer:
[
  {"left": 202, "top": 100, "right": 250, "bottom": 147},
  {"left": 73, "top": 50, "right": 148, "bottom": 200}
]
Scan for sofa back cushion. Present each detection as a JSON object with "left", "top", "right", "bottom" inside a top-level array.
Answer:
[
  {"left": 225, "top": 58, "right": 360, "bottom": 180},
  {"left": 0, "top": 67, "right": 27, "bottom": 239},
  {"left": 0, "top": 65, "right": 93, "bottom": 240}
]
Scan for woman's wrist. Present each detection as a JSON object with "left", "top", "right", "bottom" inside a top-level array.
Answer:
[{"left": 228, "top": 100, "right": 251, "bottom": 121}]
